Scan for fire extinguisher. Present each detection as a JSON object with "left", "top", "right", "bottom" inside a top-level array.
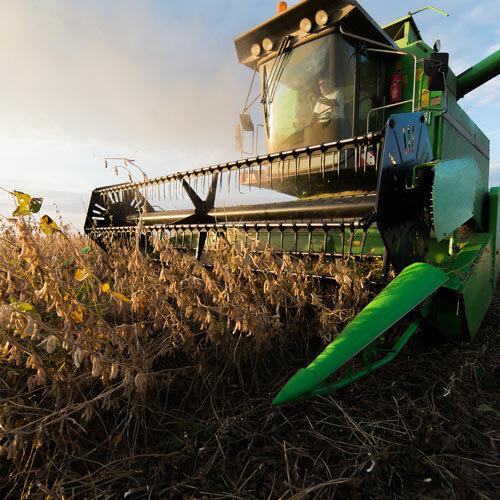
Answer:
[{"left": 390, "top": 71, "right": 403, "bottom": 104}]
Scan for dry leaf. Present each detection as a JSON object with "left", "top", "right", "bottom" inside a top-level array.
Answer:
[
  {"left": 74, "top": 269, "right": 89, "bottom": 281},
  {"left": 111, "top": 292, "right": 131, "bottom": 302}
]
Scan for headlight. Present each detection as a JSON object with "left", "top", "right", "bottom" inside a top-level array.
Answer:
[
  {"left": 262, "top": 38, "right": 274, "bottom": 52},
  {"left": 251, "top": 43, "right": 261, "bottom": 57},
  {"left": 299, "top": 17, "right": 312, "bottom": 33},
  {"left": 315, "top": 10, "right": 328, "bottom": 26}
]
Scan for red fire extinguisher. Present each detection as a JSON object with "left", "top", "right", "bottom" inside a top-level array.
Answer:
[{"left": 390, "top": 71, "right": 403, "bottom": 104}]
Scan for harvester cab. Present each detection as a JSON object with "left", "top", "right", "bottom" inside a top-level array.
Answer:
[{"left": 85, "top": 1, "right": 500, "bottom": 405}]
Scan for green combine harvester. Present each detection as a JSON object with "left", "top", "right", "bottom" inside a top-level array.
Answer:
[{"left": 85, "top": 1, "right": 500, "bottom": 405}]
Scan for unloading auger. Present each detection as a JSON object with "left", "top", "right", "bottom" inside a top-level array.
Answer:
[{"left": 85, "top": 1, "right": 500, "bottom": 405}]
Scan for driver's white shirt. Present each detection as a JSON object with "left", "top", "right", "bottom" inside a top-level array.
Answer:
[{"left": 314, "top": 89, "right": 344, "bottom": 122}]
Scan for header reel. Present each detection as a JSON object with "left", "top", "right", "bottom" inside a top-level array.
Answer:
[{"left": 86, "top": 113, "right": 435, "bottom": 276}]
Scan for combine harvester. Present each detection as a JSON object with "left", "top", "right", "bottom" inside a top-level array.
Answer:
[{"left": 85, "top": 1, "right": 500, "bottom": 405}]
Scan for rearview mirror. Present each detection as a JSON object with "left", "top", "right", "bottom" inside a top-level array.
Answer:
[
  {"left": 424, "top": 52, "right": 449, "bottom": 91},
  {"left": 239, "top": 113, "right": 255, "bottom": 132}
]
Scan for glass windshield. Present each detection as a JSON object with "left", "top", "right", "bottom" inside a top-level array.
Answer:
[
  {"left": 358, "top": 54, "right": 381, "bottom": 134},
  {"left": 260, "top": 34, "right": 355, "bottom": 154}
]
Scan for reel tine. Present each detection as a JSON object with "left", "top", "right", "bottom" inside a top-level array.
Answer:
[
  {"left": 348, "top": 224, "right": 355, "bottom": 258},
  {"left": 340, "top": 222, "right": 345, "bottom": 258},
  {"left": 360, "top": 226, "right": 368, "bottom": 259}
]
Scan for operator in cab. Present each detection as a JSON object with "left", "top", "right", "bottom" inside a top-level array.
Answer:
[{"left": 310, "top": 76, "right": 344, "bottom": 125}]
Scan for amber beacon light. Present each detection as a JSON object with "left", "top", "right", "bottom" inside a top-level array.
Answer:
[{"left": 277, "top": 2, "right": 287, "bottom": 14}]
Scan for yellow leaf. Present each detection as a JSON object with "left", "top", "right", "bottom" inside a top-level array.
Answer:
[
  {"left": 71, "top": 307, "right": 85, "bottom": 324},
  {"left": 102, "top": 283, "right": 111, "bottom": 294},
  {"left": 40, "top": 214, "right": 58, "bottom": 235},
  {"left": 74, "top": 269, "right": 89, "bottom": 281},
  {"left": 111, "top": 292, "right": 131, "bottom": 303}
]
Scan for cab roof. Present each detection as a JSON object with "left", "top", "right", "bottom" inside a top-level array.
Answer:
[{"left": 235, "top": 0, "right": 397, "bottom": 69}]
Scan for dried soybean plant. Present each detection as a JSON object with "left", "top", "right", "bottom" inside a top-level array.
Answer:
[{"left": 0, "top": 213, "right": 374, "bottom": 497}]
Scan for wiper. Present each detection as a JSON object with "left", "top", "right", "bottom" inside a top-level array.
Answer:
[{"left": 261, "top": 36, "right": 292, "bottom": 105}]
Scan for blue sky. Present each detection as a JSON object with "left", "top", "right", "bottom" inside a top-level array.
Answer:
[{"left": 0, "top": 0, "right": 499, "bottom": 229}]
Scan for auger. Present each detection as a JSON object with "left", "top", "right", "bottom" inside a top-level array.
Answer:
[{"left": 85, "top": 1, "right": 500, "bottom": 405}]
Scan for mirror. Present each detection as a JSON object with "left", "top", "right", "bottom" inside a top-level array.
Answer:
[
  {"left": 424, "top": 52, "right": 449, "bottom": 91},
  {"left": 239, "top": 113, "right": 255, "bottom": 132}
]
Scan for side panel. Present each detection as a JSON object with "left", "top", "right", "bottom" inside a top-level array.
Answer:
[
  {"left": 440, "top": 97, "right": 489, "bottom": 230},
  {"left": 462, "top": 234, "right": 494, "bottom": 340},
  {"left": 432, "top": 157, "right": 475, "bottom": 241},
  {"left": 489, "top": 187, "right": 500, "bottom": 282}
]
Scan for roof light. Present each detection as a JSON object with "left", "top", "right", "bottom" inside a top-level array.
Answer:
[
  {"left": 277, "top": 2, "right": 287, "bottom": 14},
  {"left": 315, "top": 10, "right": 328, "bottom": 26},
  {"left": 251, "top": 43, "right": 261, "bottom": 57},
  {"left": 299, "top": 17, "right": 312, "bottom": 33},
  {"left": 262, "top": 38, "right": 273, "bottom": 52}
]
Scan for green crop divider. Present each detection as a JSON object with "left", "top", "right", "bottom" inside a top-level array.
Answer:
[
  {"left": 273, "top": 262, "right": 448, "bottom": 405},
  {"left": 286, "top": 319, "right": 420, "bottom": 402}
]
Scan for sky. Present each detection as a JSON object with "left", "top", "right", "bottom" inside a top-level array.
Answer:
[{"left": 0, "top": 0, "right": 499, "bottom": 230}]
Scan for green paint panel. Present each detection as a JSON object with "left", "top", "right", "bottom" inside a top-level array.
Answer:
[
  {"left": 440, "top": 96, "right": 490, "bottom": 191},
  {"left": 426, "top": 294, "right": 467, "bottom": 338},
  {"left": 426, "top": 231, "right": 495, "bottom": 339},
  {"left": 463, "top": 234, "right": 494, "bottom": 339},
  {"left": 433, "top": 157, "right": 475, "bottom": 241},
  {"left": 489, "top": 187, "right": 500, "bottom": 282},
  {"left": 246, "top": 228, "right": 386, "bottom": 256},
  {"left": 273, "top": 262, "right": 448, "bottom": 405},
  {"left": 425, "top": 237, "right": 451, "bottom": 267},
  {"left": 441, "top": 233, "right": 490, "bottom": 291}
]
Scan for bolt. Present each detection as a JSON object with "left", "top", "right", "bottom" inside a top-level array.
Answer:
[
  {"left": 389, "top": 119, "right": 395, "bottom": 128},
  {"left": 420, "top": 115, "right": 425, "bottom": 123}
]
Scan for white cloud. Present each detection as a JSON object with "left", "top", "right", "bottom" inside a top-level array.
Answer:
[
  {"left": 0, "top": 1, "right": 247, "bottom": 157},
  {"left": 461, "top": 78, "right": 500, "bottom": 107}
]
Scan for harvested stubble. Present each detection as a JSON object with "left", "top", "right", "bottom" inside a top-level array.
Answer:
[{"left": 0, "top": 219, "right": 499, "bottom": 499}]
